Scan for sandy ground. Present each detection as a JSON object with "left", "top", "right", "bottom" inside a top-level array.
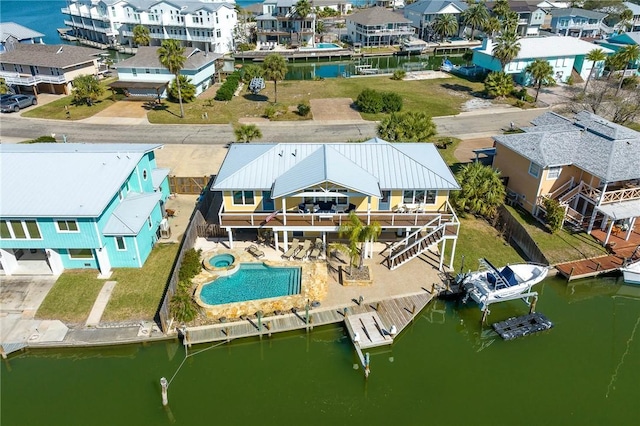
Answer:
[
  {"left": 309, "top": 98, "right": 363, "bottom": 121},
  {"left": 155, "top": 144, "right": 227, "bottom": 176},
  {"left": 453, "top": 137, "right": 495, "bottom": 163}
]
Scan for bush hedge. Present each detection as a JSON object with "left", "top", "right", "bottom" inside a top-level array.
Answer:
[
  {"left": 214, "top": 71, "right": 241, "bottom": 101},
  {"left": 356, "top": 88, "right": 403, "bottom": 113}
]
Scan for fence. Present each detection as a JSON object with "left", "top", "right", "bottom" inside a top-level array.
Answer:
[
  {"left": 496, "top": 205, "right": 549, "bottom": 265},
  {"left": 169, "top": 176, "right": 211, "bottom": 194}
]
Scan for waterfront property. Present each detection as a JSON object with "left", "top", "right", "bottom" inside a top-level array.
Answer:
[
  {"left": 492, "top": 111, "right": 640, "bottom": 246},
  {"left": 210, "top": 138, "right": 461, "bottom": 271},
  {"left": 486, "top": 1, "right": 548, "bottom": 37},
  {"left": 625, "top": 1, "right": 640, "bottom": 32},
  {"left": 62, "top": 0, "right": 237, "bottom": 55},
  {"left": 346, "top": 6, "right": 414, "bottom": 47},
  {"left": 596, "top": 31, "right": 640, "bottom": 77},
  {"left": 548, "top": 7, "right": 609, "bottom": 38},
  {"left": 0, "top": 22, "right": 45, "bottom": 54},
  {"left": 0, "top": 43, "right": 106, "bottom": 95},
  {"left": 403, "top": 0, "right": 467, "bottom": 42},
  {"left": 472, "top": 36, "right": 613, "bottom": 84},
  {"left": 0, "top": 143, "right": 171, "bottom": 277},
  {"left": 255, "top": 0, "right": 316, "bottom": 48}
]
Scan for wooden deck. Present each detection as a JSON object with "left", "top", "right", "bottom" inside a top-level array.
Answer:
[
  {"left": 344, "top": 312, "right": 392, "bottom": 349},
  {"left": 184, "top": 292, "right": 435, "bottom": 346}
]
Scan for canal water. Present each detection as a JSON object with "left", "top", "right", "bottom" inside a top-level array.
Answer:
[{"left": 2, "top": 275, "right": 639, "bottom": 425}]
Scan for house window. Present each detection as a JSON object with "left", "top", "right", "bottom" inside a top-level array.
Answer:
[
  {"left": 148, "top": 216, "right": 153, "bottom": 229},
  {"left": 232, "top": 191, "right": 255, "bottom": 205},
  {"left": 68, "top": 249, "right": 93, "bottom": 259},
  {"left": 547, "top": 167, "right": 562, "bottom": 180},
  {"left": 143, "top": 170, "right": 148, "bottom": 180},
  {"left": 0, "top": 221, "right": 10, "bottom": 239},
  {"left": 0, "top": 220, "right": 39, "bottom": 239},
  {"left": 115, "top": 236, "right": 126, "bottom": 250},
  {"left": 216, "top": 29, "right": 221, "bottom": 38},
  {"left": 145, "top": 68, "right": 150, "bottom": 73},
  {"left": 10, "top": 220, "right": 26, "bottom": 239},
  {"left": 25, "top": 220, "right": 41, "bottom": 239},
  {"left": 56, "top": 220, "right": 79, "bottom": 232},
  {"left": 132, "top": 68, "right": 137, "bottom": 76},
  {"left": 528, "top": 162, "right": 541, "bottom": 178},
  {"left": 402, "top": 190, "right": 437, "bottom": 204}
]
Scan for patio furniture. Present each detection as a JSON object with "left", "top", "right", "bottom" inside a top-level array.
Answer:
[
  {"left": 246, "top": 245, "right": 265, "bottom": 259},
  {"left": 281, "top": 238, "right": 300, "bottom": 260},
  {"left": 308, "top": 238, "right": 324, "bottom": 260},
  {"left": 293, "top": 240, "right": 312, "bottom": 260}
]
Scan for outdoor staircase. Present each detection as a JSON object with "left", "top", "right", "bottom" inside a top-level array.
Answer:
[
  {"left": 387, "top": 221, "right": 446, "bottom": 270},
  {"left": 538, "top": 182, "right": 587, "bottom": 228}
]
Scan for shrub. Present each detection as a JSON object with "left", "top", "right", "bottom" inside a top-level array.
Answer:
[
  {"left": 543, "top": 198, "right": 565, "bottom": 233},
  {"left": 355, "top": 88, "right": 383, "bottom": 113},
  {"left": 264, "top": 105, "right": 278, "bottom": 119},
  {"left": 236, "top": 43, "right": 256, "bottom": 52},
  {"left": 168, "top": 75, "right": 196, "bottom": 102},
  {"left": 382, "top": 92, "right": 403, "bottom": 112},
  {"left": 178, "top": 248, "right": 202, "bottom": 281},
  {"left": 565, "top": 75, "right": 574, "bottom": 86},
  {"left": 622, "top": 76, "right": 639, "bottom": 90},
  {"left": 170, "top": 288, "right": 199, "bottom": 324},
  {"left": 23, "top": 136, "right": 57, "bottom": 144},
  {"left": 214, "top": 70, "right": 241, "bottom": 101},
  {"left": 297, "top": 102, "right": 311, "bottom": 117},
  {"left": 391, "top": 70, "right": 406, "bottom": 80}
]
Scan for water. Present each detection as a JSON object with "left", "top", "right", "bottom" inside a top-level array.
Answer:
[
  {"left": 199, "top": 263, "right": 301, "bottom": 304},
  {"left": 0, "top": 0, "right": 68, "bottom": 45},
  {"left": 208, "top": 253, "right": 235, "bottom": 268},
  {"left": 2, "top": 276, "right": 639, "bottom": 425}
]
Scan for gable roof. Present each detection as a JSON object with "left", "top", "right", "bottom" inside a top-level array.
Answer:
[
  {"left": 0, "top": 44, "right": 103, "bottom": 69},
  {"left": 103, "top": 192, "right": 163, "bottom": 236},
  {"left": 404, "top": 0, "right": 467, "bottom": 15},
  {"left": 0, "top": 143, "right": 162, "bottom": 218},
  {"left": 116, "top": 46, "right": 220, "bottom": 70},
  {"left": 493, "top": 112, "right": 640, "bottom": 182},
  {"left": 606, "top": 31, "right": 640, "bottom": 46},
  {"left": 476, "top": 36, "right": 613, "bottom": 60},
  {"left": 549, "top": 7, "right": 607, "bottom": 20},
  {"left": 348, "top": 6, "right": 411, "bottom": 26},
  {"left": 0, "top": 22, "right": 44, "bottom": 43},
  {"left": 212, "top": 140, "right": 459, "bottom": 197},
  {"left": 101, "top": 0, "right": 233, "bottom": 13}
]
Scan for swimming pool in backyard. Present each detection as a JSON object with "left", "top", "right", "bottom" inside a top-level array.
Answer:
[
  {"left": 199, "top": 263, "right": 302, "bottom": 305},
  {"left": 299, "top": 43, "right": 342, "bottom": 50}
]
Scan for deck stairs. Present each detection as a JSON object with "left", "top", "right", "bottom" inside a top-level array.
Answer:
[
  {"left": 387, "top": 219, "right": 446, "bottom": 270},
  {"left": 539, "top": 182, "right": 587, "bottom": 227}
]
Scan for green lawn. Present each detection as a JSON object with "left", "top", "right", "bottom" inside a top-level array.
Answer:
[{"left": 36, "top": 271, "right": 105, "bottom": 324}]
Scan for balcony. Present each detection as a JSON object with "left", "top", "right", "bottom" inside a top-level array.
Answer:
[
  {"left": 0, "top": 71, "right": 67, "bottom": 86},
  {"left": 572, "top": 181, "right": 640, "bottom": 205}
]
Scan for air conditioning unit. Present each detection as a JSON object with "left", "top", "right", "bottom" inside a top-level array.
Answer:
[{"left": 160, "top": 218, "right": 171, "bottom": 239}]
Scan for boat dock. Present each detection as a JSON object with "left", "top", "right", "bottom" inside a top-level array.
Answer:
[{"left": 492, "top": 312, "right": 553, "bottom": 340}]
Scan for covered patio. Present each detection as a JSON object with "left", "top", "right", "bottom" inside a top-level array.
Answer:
[{"left": 592, "top": 200, "right": 640, "bottom": 248}]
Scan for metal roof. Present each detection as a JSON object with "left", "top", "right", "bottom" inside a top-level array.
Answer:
[
  {"left": 476, "top": 37, "right": 614, "bottom": 60},
  {"left": 549, "top": 7, "right": 607, "bottom": 20},
  {"left": 0, "top": 22, "right": 44, "bottom": 43},
  {"left": 212, "top": 139, "right": 459, "bottom": 195},
  {"left": 152, "top": 168, "right": 170, "bottom": 190},
  {"left": 103, "top": 192, "right": 162, "bottom": 236},
  {"left": 0, "top": 143, "right": 163, "bottom": 218},
  {"left": 404, "top": 0, "right": 467, "bottom": 15}
]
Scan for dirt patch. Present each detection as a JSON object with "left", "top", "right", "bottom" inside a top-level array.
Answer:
[
  {"left": 309, "top": 98, "right": 362, "bottom": 121},
  {"left": 453, "top": 137, "right": 495, "bottom": 164},
  {"left": 93, "top": 101, "right": 148, "bottom": 118}
]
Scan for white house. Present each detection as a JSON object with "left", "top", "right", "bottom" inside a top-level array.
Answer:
[
  {"left": 624, "top": 1, "right": 640, "bottom": 32},
  {"left": 404, "top": 0, "right": 467, "bottom": 41}
]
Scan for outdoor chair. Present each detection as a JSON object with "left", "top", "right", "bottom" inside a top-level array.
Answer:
[
  {"left": 293, "top": 240, "right": 312, "bottom": 260},
  {"left": 308, "top": 238, "right": 324, "bottom": 260},
  {"left": 246, "top": 245, "right": 265, "bottom": 259},
  {"left": 281, "top": 238, "right": 300, "bottom": 260}
]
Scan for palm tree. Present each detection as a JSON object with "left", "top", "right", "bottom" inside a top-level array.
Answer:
[
  {"left": 605, "top": 53, "right": 627, "bottom": 80},
  {"left": 492, "top": 0, "right": 511, "bottom": 19},
  {"left": 525, "top": 59, "right": 554, "bottom": 102},
  {"left": 377, "top": 111, "right": 437, "bottom": 142},
  {"left": 234, "top": 124, "right": 263, "bottom": 143},
  {"left": 493, "top": 32, "right": 520, "bottom": 70},
  {"left": 619, "top": 8, "right": 633, "bottom": 31},
  {"left": 262, "top": 53, "right": 287, "bottom": 103},
  {"left": 337, "top": 211, "right": 381, "bottom": 272},
  {"left": 450, "top": 161, "right": 506, "bottom": 219},
  {"left": 484, "top": 71, "right": 514, "bottom": 98},
  {"left": 295, "top": 0, "right": 313, "bottom": 45},
  {"left": 462, "top": 1, "right": 489, "bottom": 40},
  {"left": 583, "top": 48, "right": 607, "bottom": 95},
  {"left": 484, "top": 16, "right": 501, "bottom": 40},
  {"left": 501, "top": 11, "right": 519, "bottom": 34},
  {"left": 432, "top": 14, "right": 459, "bottom": 41},
  {"left": 158, "top": 39, "right": 186, "bottom": 118},
  {"left": 132, "top": 25, "right": 150, "bottom": 47},
  {"left": 616, "top": 44, "right": 640, "bottom": 95}
]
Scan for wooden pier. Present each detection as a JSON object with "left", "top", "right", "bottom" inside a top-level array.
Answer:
[
  {"left": 556, "top": 254, "right": 625, "bottom": 281},
  {"left": 344, "top": 312, "right": 392, "bottom": 349}
]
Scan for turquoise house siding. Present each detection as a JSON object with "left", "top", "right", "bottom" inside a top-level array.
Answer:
[
  {"left": 0, "top": 218, "right": 100, "bottom": 250},
  {"left": 472, "top": 50, "right": 577, "bottom": 84},
  {"left": 59, "top": 248, "right": 98, "bottom": 269},
  {"left": 103, "top": 235, "right": 138, "bottom": 268}
]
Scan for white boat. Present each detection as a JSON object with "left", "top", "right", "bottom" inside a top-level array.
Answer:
[
  {"left": 620, "top": 259, "right": 640, "bottom": 285},
  {"left": 462, "top": 259, "right": 549, "bottom": 308}
]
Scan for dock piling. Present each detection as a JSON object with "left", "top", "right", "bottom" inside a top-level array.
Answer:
[{"left": 160, "top": 377, "right": 168, "bottom": 406}]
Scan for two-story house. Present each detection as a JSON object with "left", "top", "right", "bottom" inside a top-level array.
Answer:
[
  {"left": 0, "top": 22, "right": 45, "bottom": 54},
  {"left": 255, "top": 0, "right": 316, "bottom": 47},
  {"left": 404, "top": 0, "right": 467, "bottom": 41},
  {"left": 548, "top": 7, "right": 608, "bottom": 38},
  {"left": 62, "top": 0, "right": 237, "bottom": 55},
  {"left": 211, "top": 138, "right": 461, "bottom": 271},
  {"left": 486, "top": 1, "right": 548, "bottom": 37},
  {"left": 0, "top": 43, "right": 105, "bottom": 95},
  {"left": 596, "top": 31, "right": 640, "bottom": 77},
  {"left": 0, "top": 144, "right": 170, "bottom": 277},
  {"left": 492, "top": 111, "right": 640, "bottom": 245},
  {"left": 347, "top": 6, "right": 414, "bottom": 47},
  {"left": 111, "top": 46, "right": 221, "bottom": 98},
  {"left": 624, "top": 1, "right": 640, "bottom": 32}
]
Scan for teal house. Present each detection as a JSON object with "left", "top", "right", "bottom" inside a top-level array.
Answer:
[
  {"left": 596, "top": 32, "right": 640, "bottom": 77},
  {"left": 0, "top": 143, "right": 170, "bottom": 277}
]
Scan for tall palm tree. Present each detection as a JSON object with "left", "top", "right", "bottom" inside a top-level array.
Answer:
[
  {"left": 616, "top": 44, "right": 640, "bottom": 95},
  {"left": 484, "top": 16, "right": 501, "bottom": 40},
  {"left": 525, "top": 59, "right": 555, "bottom": 102},
  {"left": 492, "top": 0, "right": 511, "bottom": 19},
  {"left": 262, "top": 53, "right": 288, "bottom": 103},
  {"left": 462, "top": 1, "right": 489, "bottom": 40},
  {"left": 158, "top": 39, "right": 186, "bottom": 118},
  {"left": 502, "top": 11, "right": 519, "bottom": 34},
  {"left": 295, "top": 0, "right": 313, "bottom": 45},
  {"left": 493, "top": 32, "right": 520, "bottom": 70},
  {"left": 132, "top": 25, "right": 151, "bottom": 46},
  {"left": 619, "top": 8, "right": 633, "bottom": 32},
  {"left": 337, "top": 211, "right": 381, "bottom": 272},
  {"left": 432, "top": 14, "right": 459, "bottom": 41},
  {"left": 583, "top": 48, "right": 607, "bottom": 94}
]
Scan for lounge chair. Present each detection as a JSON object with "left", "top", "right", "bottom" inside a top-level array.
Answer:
[
  {"left": 308, "top": 238, "right": 324, "bottom": 260},
  {"left": 246, "top": 244, "right": 265, "bottom": 259},
  {"left": 293, "top": 240, "right": 312, "bottom": 260},
  {"left": 281, "top": 238, "right": 300, "bottom": 260}
]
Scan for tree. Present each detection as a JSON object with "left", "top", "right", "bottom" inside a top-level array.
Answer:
[
  {"left": 525, "top": 59, "right": 555, "bottom": 102},
  {"left": 316, "top": 20, "right": 326, "bottom": 42},
  {"left": 132, "top": 25, "right": 150, "bottom": 47},
  {"left": 432, "top": 14, "right": 459, "bottom": 40},
  {"left": 241, "top": 64, "right": 264, "bottom": 83},
  {"left": 295, "top": 0, "right": 313, "bottom": 44},
  {"left": 72, "top": 74, "right": 104, "bottom": 106},
  {"left": 484, "top": 17, "right": 501, "bottom": 40},
  {"left": 619, "top": 8, "right": 633, "bottom": 31},
  {"left": 462, "top": 1, "right": 489, "bottom": 40},
  {"left": 158, "top": 39, "right": 186, "bottom": 118},
  {"left": 450, "top": 161, "right": 506, "bottom": 219},
  {"left": 0, "top": 77, "right": 10, "bottom": 94},
  {"left": 234, "top": 124, "right": 263, "bottom": 143},
  {"left": 262, "top": 53, "right": 287, "bottom": 103},
  {"left": 543, "top": 198, "right": 565, "bottom": 233},
  {"left": 337, "top": 211, "right": 381, "bottom": 272},
  {"left": 462, "top": 49, "right": 474, "bottom": 66},
  {"left": 501, "top": 11, "right": 519, "bottom": 34},
  {"left": 168, "top": 75, "right": 196, "bottom": 102},
  {"left": 492, "top": 0, "right": 511, "bottom": 19},
  {"left": 583, "top": 48, "right": 607, "bottom": 95},
  {"left": 605, "top": 53, "right": 627, "bottom": 80},
  {"left": 484, "top": 71, "right": 514, "bottom": 98},
  {"left": 493, "top": 32, "right": 520, "bottom": 70},
  {"left": 377, "top": 111, "right": 437, "bottom": 142},
  {"left": 615, "top": 44, "right": 640, "bottom": 96}
]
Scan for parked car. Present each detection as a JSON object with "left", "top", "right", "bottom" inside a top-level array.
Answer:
[{"left": 0, "top": 94, "right": 37, "bottom": 113}]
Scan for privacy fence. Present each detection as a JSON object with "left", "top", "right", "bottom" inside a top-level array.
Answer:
[{"left": 496, "top": 205, "right": 549, "bottom": 265}]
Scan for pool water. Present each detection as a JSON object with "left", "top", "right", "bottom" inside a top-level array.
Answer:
[
  {"left": 200, "top": 263, "right": 301, "bottom": 305},
  {"left": 209, "top": 254, "right": 235, "bottom": 268},
  {"left": 300, "top": 43, "right": 341, "bottom": 50}
]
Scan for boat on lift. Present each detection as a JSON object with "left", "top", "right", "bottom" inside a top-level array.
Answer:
[{"left": 620, "top": 246, "right": 640, "bottom": 285}]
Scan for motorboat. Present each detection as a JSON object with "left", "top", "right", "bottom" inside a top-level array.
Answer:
[
  {"left": 620, "top": 258, "right": 640, "bottom": 285},
  {"left": 461, "top": 258, "right": 548, "bottom": 308}
]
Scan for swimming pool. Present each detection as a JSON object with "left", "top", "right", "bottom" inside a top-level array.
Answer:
[
  {"left": 199, "top": 263, "right": 301, "bottom": 305},
  {"left": 209, "top": 254, "right": 234, "bottom": 268},
  {"left": 300, "top": 43, "right": 342, "bottom": 50}
]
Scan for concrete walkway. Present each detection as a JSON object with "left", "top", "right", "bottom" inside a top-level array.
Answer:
[{"left": 85, "top": 281, "right": 116, "bottom": 326}]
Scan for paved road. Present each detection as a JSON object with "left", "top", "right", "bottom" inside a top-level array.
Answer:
[{"left": 0, "top": 107, "right": 547, "bottom": 144}]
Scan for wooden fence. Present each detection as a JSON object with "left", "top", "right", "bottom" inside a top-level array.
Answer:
[
  {"left": 169, "top": 176, "right": 211, "bottom": 194},
  {"left": 496, "top": 206, "right": 549, "bottom": 265}
]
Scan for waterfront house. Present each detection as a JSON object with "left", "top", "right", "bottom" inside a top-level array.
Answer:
[
  {"left": 255, "top": 0, "right": 316, "bottom": 47},
  {"left": 548, "top": 7, "right": 608, "bottom": 37},
  {"left": 62, "top": 0, "right": 237, "bottom": 55},
  {"left": 0, "top": 22, "right": 45, "bottom": 54},
  {"left": 210, "top": 138, "right": 461, "bottom": 270},
  {"left": 596, "top": 31, "right": 640, "bottom": 77},
  {"left": 0, "top": 43, "right": 105, "bottom": 95},
  {"left": 403, "top": 0, "right": 467, "bottom": 41},
  {"left": 472, "top": 36, "right": 613, "bottom": 84},
  {"left": 624, "top": 1, "right": 640, "bottom": 32},
  {"left": 0, "top": 144, "right": 171, "bottom": 277},
  {"left": 492, "top": 111, "right": 640, "bottom": 244},
  {"left": 111, "top": 46, "right": 220, "bottom": 99},
  {"left": 485, "top": 1, "right": 548, "bottom": 37},
  {"left": 346, "top": 6, "right": 413, "bottom": 47}
]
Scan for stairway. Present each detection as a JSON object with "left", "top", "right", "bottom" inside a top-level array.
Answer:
[{"left": 387, "top": 225, "right": 446, "bottom": 270}]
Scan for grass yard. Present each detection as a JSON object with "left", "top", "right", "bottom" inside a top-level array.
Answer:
[{"left": 36, "top": 271, "right": 105, "bottom": 324}]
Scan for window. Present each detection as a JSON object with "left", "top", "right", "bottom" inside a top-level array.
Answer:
[
  {"left": 143, "top": 169, "right": 148, "bottom": 180},
  {"left": 115, "top": 236, "right": 126, "bottom": 251},
  {"left": 0, "top": 221, "right": 10, "bottom": 239},
  {"left": 148, "top": 216, "right": 153, "bottom": 229},
  {"left": 69, "top": 249, "right": 93, "bottom": 259},
  {"left": 10, "top": 221, "right": 26, "bottom": 239},
  {"left": 1, "top": 220, "right": 41, "bottom": 239},
  {"left": 132, "top": 68, "right": 137, "bottom": 76},
  {"left": 25, "top": 221, "right": 41, "bottom": 239},
  {"left": 402, "top": 190, "right": 437, "bottom": 204},
  {"left": 232, "top": 191, "right": 255, "bottom": 205},
  {"left": 547, "top": 167, "right": 562, "bottom": 180},
  {"left": 528, "top": 162, "right": 541, "bottom": 178},
  {"left": 57, "top": 220, "right": 79, "bottom": 232}
]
